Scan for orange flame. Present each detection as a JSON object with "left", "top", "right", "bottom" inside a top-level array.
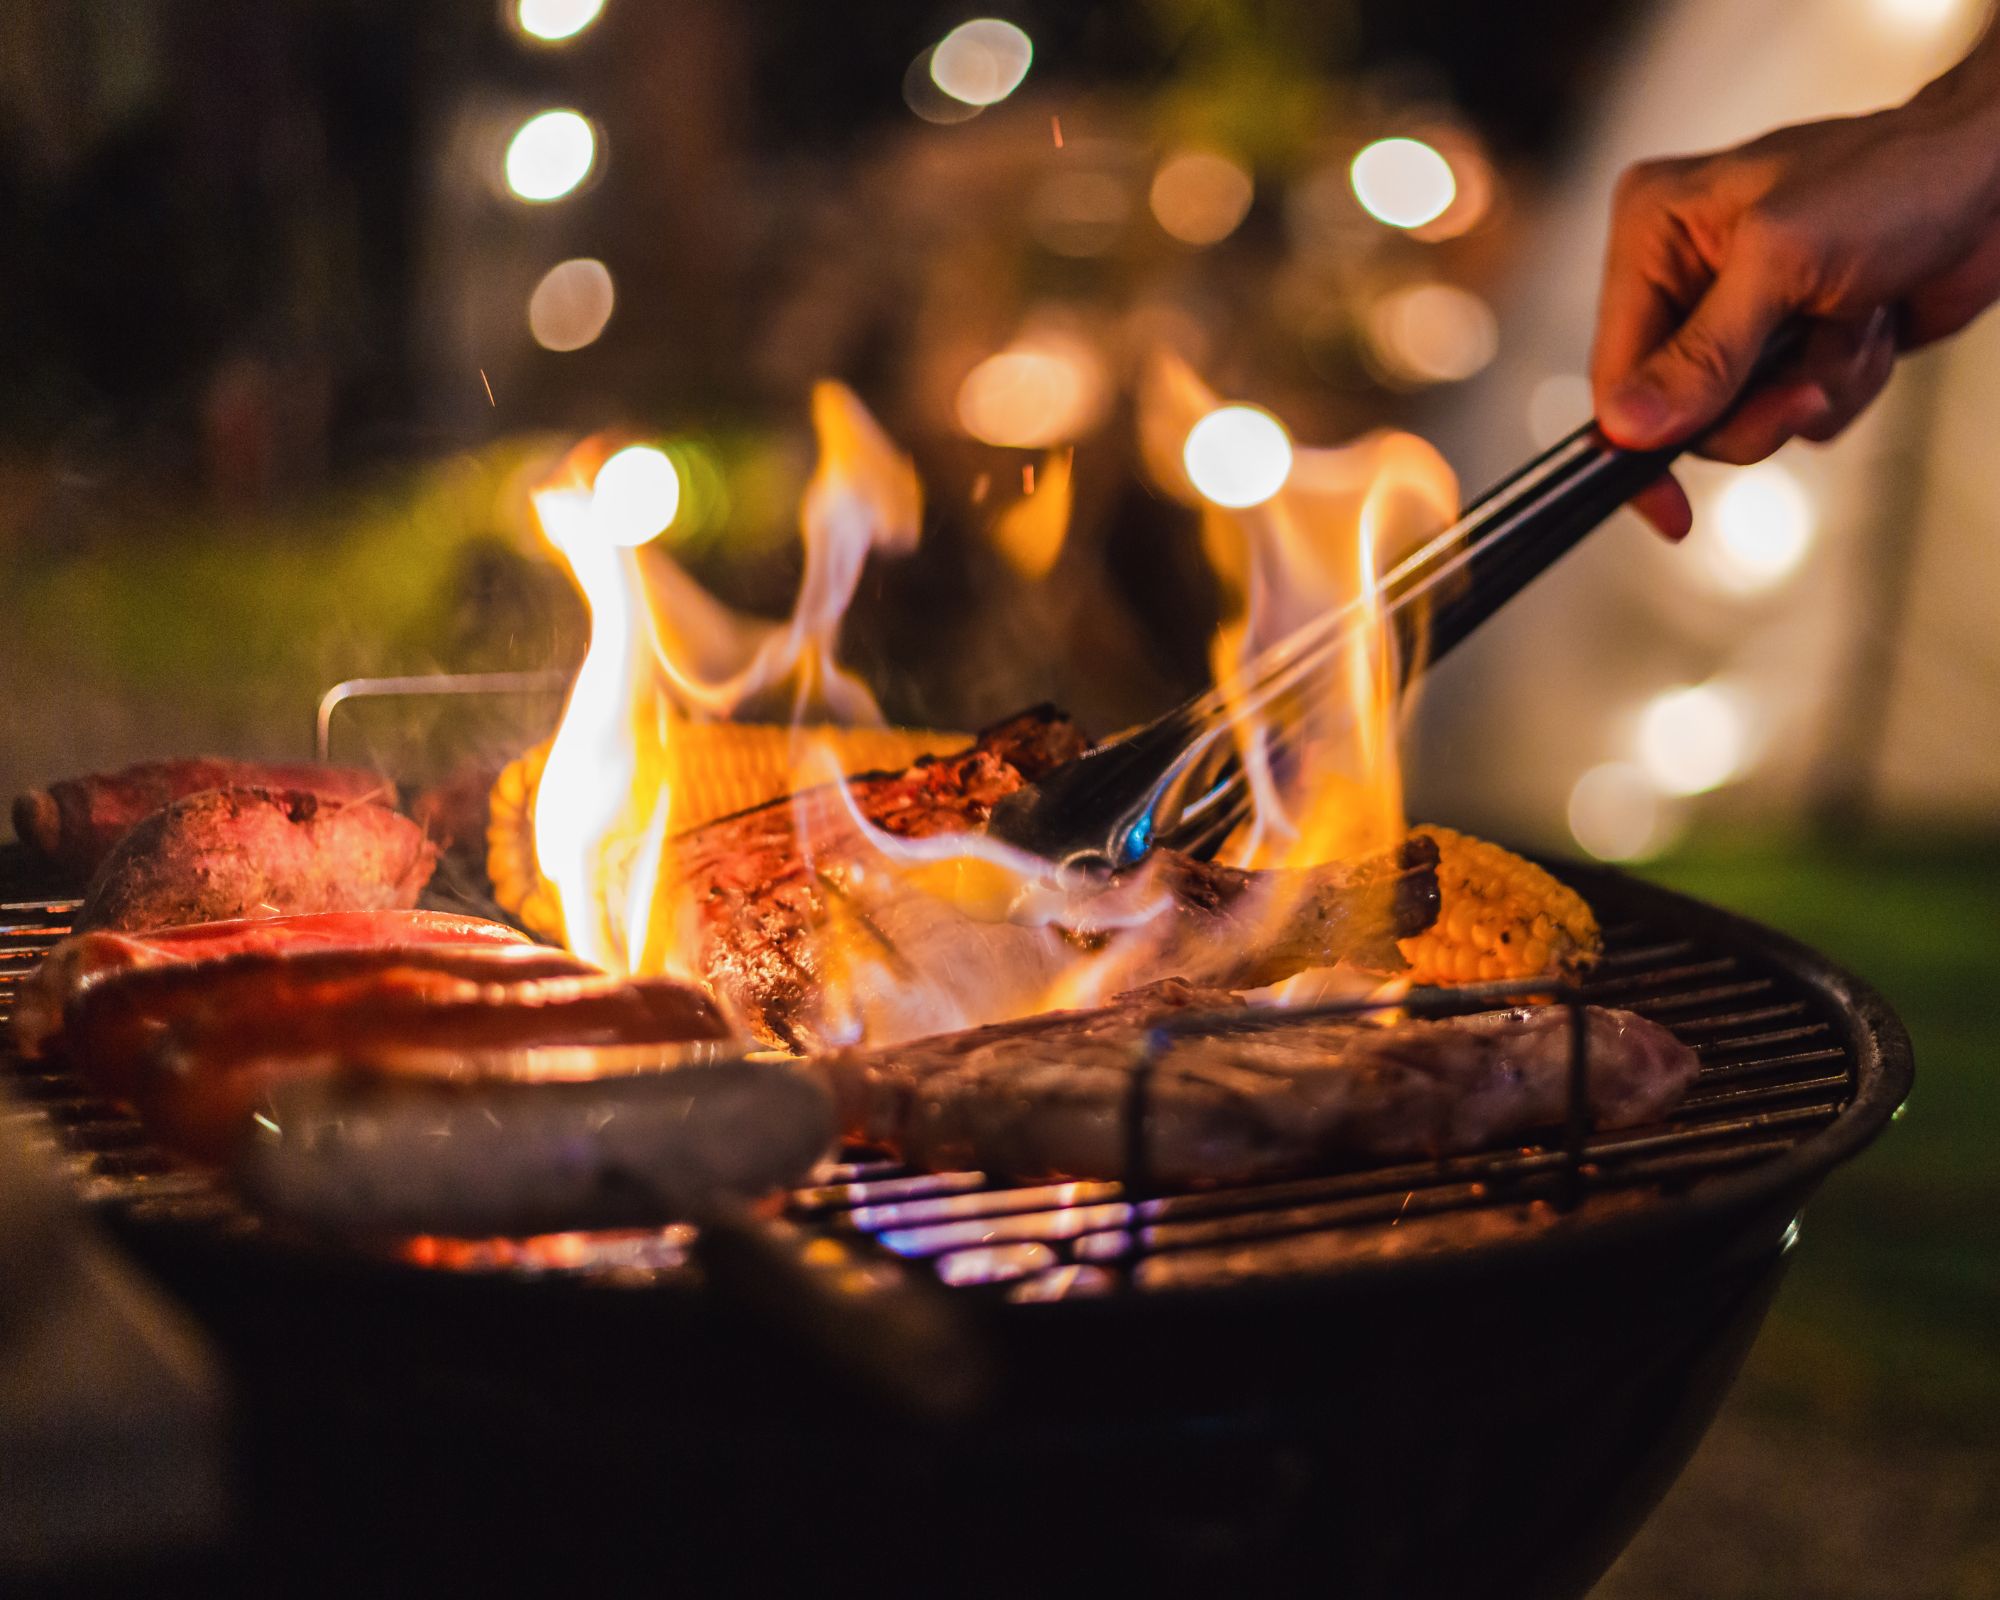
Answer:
[
  {"left": 528, "top": 384, "right": 922, "bottom": 978},
  {"left": 1140, "top": 352, "right": 1457, "bottom": 874}
]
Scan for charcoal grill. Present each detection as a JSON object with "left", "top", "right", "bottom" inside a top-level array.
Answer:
[{"left": 0, "top": 843, "right": 1910, "bottom": 1598}]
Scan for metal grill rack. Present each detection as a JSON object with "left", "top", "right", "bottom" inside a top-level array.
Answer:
[{"left": 0, "top": 857, "right": 1866, "bottom": 1304}]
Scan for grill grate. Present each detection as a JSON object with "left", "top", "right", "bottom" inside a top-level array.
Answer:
[{"left": 0, "top": 877, "right": 1858, "bottom": 1303}]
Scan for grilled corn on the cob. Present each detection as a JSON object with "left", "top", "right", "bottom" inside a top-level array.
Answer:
[
  {"left": 1397, "top": 825, "right": 1600, "bottom": 984},
  {"left": 488, "top": 723, "right": 969, "bottom": 941}
]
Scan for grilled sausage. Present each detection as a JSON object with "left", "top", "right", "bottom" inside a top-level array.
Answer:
[
  {"left": 75, "top": 787, "right": 437, "bottom": 933},
  {"left": 12, "top": 909, "right": 537, "bottom": 1060},
  {"left": 237, "top": 1055, "right": 833, "bottom": 1235},
  {"left": 13, "top": 759, "right": 391, "bottom": 876}
]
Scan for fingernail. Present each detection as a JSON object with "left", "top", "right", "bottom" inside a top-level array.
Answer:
[{"left": 1603, "top": 382, "right": 1673, "bottom": 446}]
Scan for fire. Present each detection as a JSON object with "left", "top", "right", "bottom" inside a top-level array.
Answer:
[
  {"left": 526, "top": 360, "right": 1456, "bottom": 1035},
  {"left": 1140, "top": 352, "right": 1457, "bottom": 872},
  {"left": 528, "top": 385, "right": 924, "bottom": 977}
]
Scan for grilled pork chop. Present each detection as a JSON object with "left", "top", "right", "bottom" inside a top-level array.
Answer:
[
  {"left": 820, "top": 979, "right": 1699, "bottom": 1184},
  {"left": 675, "top": 707, "right": 1441, "bottom": 1050}
]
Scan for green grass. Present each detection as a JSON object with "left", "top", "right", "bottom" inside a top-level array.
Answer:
[{"left": 1643, "top": 834, "right": 2000, "bottom": 1444}]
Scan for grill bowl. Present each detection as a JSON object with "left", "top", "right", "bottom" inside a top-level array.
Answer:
[{"left": 0, "top": 847, "right": 1911, "bottom": 1597}]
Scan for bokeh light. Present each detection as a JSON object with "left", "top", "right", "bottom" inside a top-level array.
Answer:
[
  {"left": 957, "top": 341, "right": 1108, "bottom": 449},
  {"left": 930, "top": 19, "right": 1032, "bottom": 107},
  {"left": 1350, "top": 137, "right": 1457, "bottom": 230},
  {"left": 590, "top": 446, "right": 681, "bottom": 545},
  {"left": 527, "top": 258, "right": 616, "bottom": 351},
  {"left": 1149, "top": 149, "right": 1254, "bottom": 246},
  {"left": 1183, "top": 405, "right": 1294, "bottom": 509},
  {"left": 1701, "top": 461, "right": 1815, "bottom": 594},
  {"left": 1637, "top": 683, "right": 1750, "bottom": 796},
  {"left": 515, "top": 0, "right": 605, "bottom": 43},
  {"left": 1365, "top": 282, "right": 1498, "bottom": 385},
  {"left": 505, "top": 110, "right": 596, "bottom": 202},
  {"left": 1527, "top": 373, "right": 1593, "bottom": 447},
  {"left": 1028, "top": 170, "right": 1130, "bottom": 257},
  {"left": 1868, "top": 0, "right": 1965, "bottom": 37},
  {"left": 1568, "top": 762, "right": 1676, "bottom": 861}
]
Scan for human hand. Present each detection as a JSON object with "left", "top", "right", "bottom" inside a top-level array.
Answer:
[{"left": 1591, "top": 58, "right": 2000, "bottom": 538}]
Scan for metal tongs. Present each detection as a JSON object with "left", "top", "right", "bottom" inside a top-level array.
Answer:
[{"left": 987, "top": 328, "right": 1807, "bottom": 871}]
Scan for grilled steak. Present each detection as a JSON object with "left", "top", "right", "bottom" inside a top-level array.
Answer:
[
  {"left": 76, "top": 786, "right": 437, "bottom": 933},
  {"left": 819, "top": 979, "right": 1699, "bottom": 1184},
  {"left": 14, "top": 759, "right": 391, "bottom": 876},
  {"left": 674, "top": 708, "right": 1440, "bottom": 1050}
]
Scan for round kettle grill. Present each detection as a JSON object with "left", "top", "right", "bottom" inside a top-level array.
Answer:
[{"left": 0, "top": 847, "right": 1911, "bottom": 1597}]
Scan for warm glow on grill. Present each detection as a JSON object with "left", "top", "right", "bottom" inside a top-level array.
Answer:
[
  {"left": 1351, "top": 137, "right": 1457, "bottom": 229},
  {"left": 505, "top": 110, "right": 596, "bottom": 202}
]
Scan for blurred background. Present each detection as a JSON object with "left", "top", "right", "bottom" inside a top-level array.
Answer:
[{"left": 0, "top": 0, "right": 1994, "bottom": 1592}]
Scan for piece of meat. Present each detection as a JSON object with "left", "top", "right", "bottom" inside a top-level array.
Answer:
[
  {"left": 62, "top": 952, "right": 733, "bottom": 1161},
  {"left": 237, "top": 1055, "right": 834, "bottom": 1236},
  {"left": 13, "top": 760, "right": 392, "bottom": 876},
  {"left": 672, "top": 707, "right": 1439, "bottom": 1050},
  {"left": 818, "top": 980, "right": 1700, "bottom": 1184},
  {"left": 76, "top": 787, "right": 437, "bottom": 933},
  {"left": 12, "top": 909, "right": 536, "bottom": 1060}
]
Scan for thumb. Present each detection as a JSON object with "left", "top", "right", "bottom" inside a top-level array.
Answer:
[{"left": 1600, "top": 267, "right": 1789, "bottom": 450}]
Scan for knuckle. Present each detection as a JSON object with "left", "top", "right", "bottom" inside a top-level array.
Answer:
[{"left": 1666, "top": 320, "right": 1739, "bottom": 389}]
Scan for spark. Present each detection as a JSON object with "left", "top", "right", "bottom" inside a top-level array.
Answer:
[
  {"left": 1022, "top": 462, "right": 1036, "bottom": 494},
  {"left": 480, "top": 368, "right": 496, "bottom": 406},
  {"left": 970, "top": 470, "right": 991, "bottom": 504},
  {"left": 1051, "top": 114, "right": 1064, "bottom": 148}
]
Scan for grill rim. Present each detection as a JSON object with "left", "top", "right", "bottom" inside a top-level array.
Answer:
[{"left": 0, "top": 850, "right": 1913, "bottom": 1313}]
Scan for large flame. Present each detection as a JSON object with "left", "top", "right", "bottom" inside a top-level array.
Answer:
[
  {"left": 528, "top": 362, "right": 1457, "bottom": 1036},
  {"left": 528, "top": 383, "right": 923, "bottom": 977},
  {"left": 1139, "top": 352, "right": 1457, "bottom": 872}
]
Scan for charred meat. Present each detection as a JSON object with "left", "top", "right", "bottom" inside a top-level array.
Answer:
[
  {"left": 674, "top": 708, "right": 1440, "bottom": 1050},
  {"left": 820, "top": 978, "right": 1699, "bottom": 1184},
  {"left": 14, "top": 759, "right": 392, "bottom": 876},
  {"left": 76, "top": 786, "right": 436, "bottom": 933}
]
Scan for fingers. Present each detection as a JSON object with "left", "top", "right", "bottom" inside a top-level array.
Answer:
[
  {"left": 1591, "top": 162, "right": 1693, "bottom": 424},
  {"left": 1599, "top": 258, "right": 1792, "bottom": 450},
  {"left": 1701, "top": 308, "right": 1897, "bottom": 459},
  {"left": 1628, "top": 473, "right": 1693, "bottom": 542}
]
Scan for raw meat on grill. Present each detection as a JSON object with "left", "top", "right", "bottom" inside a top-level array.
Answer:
[
  {"left": 11, "top": 909, "right": 537, "bottom": 1059},
  {"left": 818, "top": 979, "right": 1700, "bottom": 1184},
  {"left": 239, "top": 1055, "right": 834, "bottom": 1236},
  {"left": 673, "top": 708, "right": 1441, "bottom": 1050},
  {"left": 76, "top": 786, "right": 437, "bottom": 933},
  {"left": 13, "top": 759, "right": 392, "bottom": 876}
]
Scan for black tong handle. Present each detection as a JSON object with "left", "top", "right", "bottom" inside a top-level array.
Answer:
[{"left": 1392, "top": 320, "right": 1809, "bottom": 667}]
